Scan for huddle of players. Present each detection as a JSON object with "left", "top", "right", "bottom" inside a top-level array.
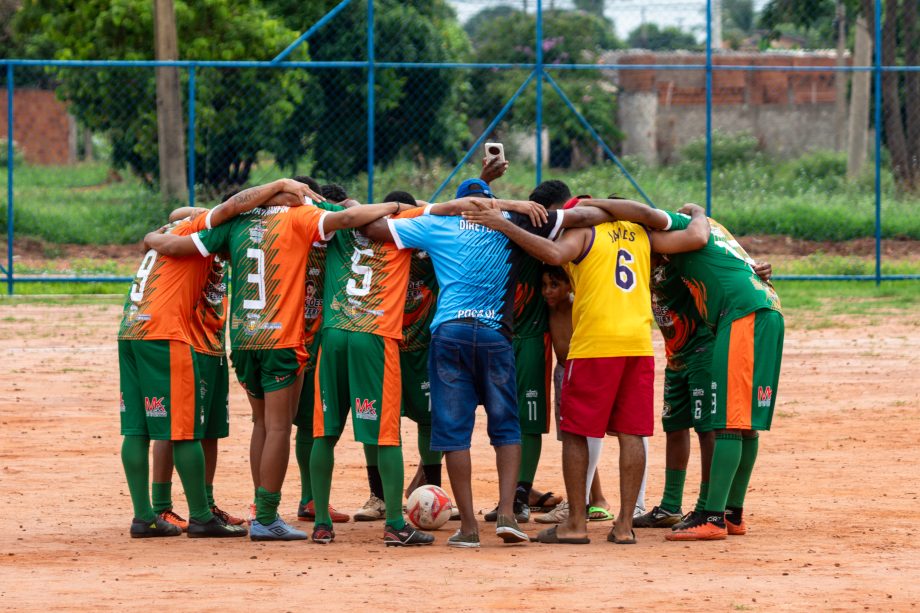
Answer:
[{"left": 118, "top": 165, "right": 782, "bottom": 546}]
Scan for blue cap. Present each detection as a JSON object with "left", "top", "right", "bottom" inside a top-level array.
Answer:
[{"left": 455, "top": 178, "right": 494, "bottom": 199}]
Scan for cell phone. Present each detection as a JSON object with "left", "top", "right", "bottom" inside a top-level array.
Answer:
[{"left": 484, "top": 142, "right": 505, "bottom": 164}]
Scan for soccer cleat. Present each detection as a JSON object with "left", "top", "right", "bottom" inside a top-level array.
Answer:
[
  {"left": 665, "top": 511, "right": 727, "bottom": 541},
  {"left": 250, "top": 517, "right": 308, "bottom": 541},
  {"left": 484, "top": 500, "right": 530, "bottom": 523},
  {"left": 383, "top": 523, "right": 435, "bottom": 547},
  {"left": 495, "top": 514, "right": 529, "bottom": 543},
  {"left": 535, "top": 500, "right": 570, "bottom": 524},
  {"left": 311, "top": 523, "right": 335, "bottom": 544},
  {"left": 130, "top": 516, "right": 182, "bottom": 538},
  {"left": 633, "top": 505, "right": 647, "bottom": 518},
  {"left": 447, "top": 529, "right": 480, "bottom": 548},
  {"left": 633, "top": 505, "right": 683, "bottom": 528},
  {"left": 211, "top": 505, "right": 246, "bottom": 526},
  {"left": 188, "top": 516, "right": 248, "bottom": 538},
  {"left": 353, "top": 495, "right": 386, "bottom": 522},
  {"left": 158, "top": 509, "right": 189, "bottom": 532},
  {"left": 725, "top": 516, "right": 747, "bottom": 535},
  {"left": 297, "top": 500, "right": 351, "bottom": 523}
]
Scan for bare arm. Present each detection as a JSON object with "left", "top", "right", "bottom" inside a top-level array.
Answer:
[
  {"left": 323, "top": 202, "right": 401, "bottom": 234},
  {"left": 460, "top": 207, "right": 588, "bottom": 265},
  {"left": 142, "top": 232, "right": 202, "bottom": 257},
  {"left": 574, "top": 198, "right": 671, "bottom": 230},
  {"left": 429, "top": 197, "right": 548, "bottom": 226},
  {"left": 168, "top": 206, "right": 208, "bottom": 223},
  {"left": 208, "top": 178, "right": 325, "bottom": 228},
  {"left": 648, "top": 205, "right": 711, "bottom": 254}
]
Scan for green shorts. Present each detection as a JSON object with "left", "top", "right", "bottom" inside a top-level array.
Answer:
[
  {"left": 293, "top": 365, "right": 316, "bottom": 431},
  {"left": 230, "top": 346, "right": 306, "bottom": 399},
  {"left": 119, "top": 339, "right": 203, "bottom": 441},
  {"left": 315, "top": 327, "right": 402, "bottom": 446},
  {"left": 514, "top": 334, "right": 552, "bottom": 435},
  {"left": 197, "top": 351, "right": 230, "bottom": 439},
  {"left": 711, "top": 308, "right": 785, "bottom": 431},
  {"left": 400, "top": 347, "right": 431, "bottom": 425},
  {"left": 662, "top": 345, "right": 714, "bottom": 434}
]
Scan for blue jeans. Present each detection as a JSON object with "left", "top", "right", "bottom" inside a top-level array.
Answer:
[{"left": 428, "top": 320, "right": 520, "bottom": 451}]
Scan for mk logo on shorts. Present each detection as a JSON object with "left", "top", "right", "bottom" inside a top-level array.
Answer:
[
  {"left": 757, "top": 386, "right": 773, "bottom": 408},
  {"left": 144, "top": 396, "right": 167, "bottom": 417},
  {"left": 354, "top": 398, "right": 378, "bottom": 421}
]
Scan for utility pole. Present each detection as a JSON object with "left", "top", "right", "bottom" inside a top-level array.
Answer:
[
  {"left": 712, "top": 0, "right": 723, "bottom": 51},
  {"left": 847, "top": 15, "right": 871, "bottom": 178},
  {"left": 834, "top": 0, "right": 847, "bottom": 151},
  {"left": 153, "top": 0, "right": 188, "bottom": 202}
]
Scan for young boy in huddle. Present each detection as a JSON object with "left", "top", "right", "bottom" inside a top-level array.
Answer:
[{"left": 536, "top": 266, "right": 611, "bottom": 523}]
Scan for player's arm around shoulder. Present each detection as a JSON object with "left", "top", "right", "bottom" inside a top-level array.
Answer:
[
  {"left": 208, "top": 178, "right": 324, "bottom": 228},
  {"left": 460, "top": 204, "right": 585, "bottom": 266},
  {"left": 648, "top": 203, "right": 711, "bottom": 255}
]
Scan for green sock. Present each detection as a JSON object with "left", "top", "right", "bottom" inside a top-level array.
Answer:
[
  {"left": 660, "top": 468, "right": 686, "bottom": 514},
  {"left": 417, "top": 424, "right": 441, "bottom": 466},
  {"left": 695, "top": 482, "right": 710, "bottom": 513},
  {"left": 151, "top": 481, "right": 172, "bottom": 514},
  {"left": 727, "top": 436, "right": 759, "bottom": 509},
  {"left": 376, "top": 445, "right": 406, "bottom": 530},
  {"left": 121, "top": 436, "right": 155, "bottom": 522},
  {"left": 705, "top": 433, "right": 743, "bottom": 514},
  {"left": 295, "top": 428, "right": 314, "bottom": 506},
  {"left": 518, "top": 433, "right": 542, "bottom": 484},
  {"left": 255, "top": 487, "right": 281, "bottom": 525},
  {"left": 205, "top": 483, "right": 214, "bottom": 508},
  {"left": 172, "top": 440, "right": 213, "bottom": 523},
  {"left": 309, "top": 436, "right": 337, "bottom": 526}
]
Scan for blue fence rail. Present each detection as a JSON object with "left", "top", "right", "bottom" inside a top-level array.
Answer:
[{"left": 2, "top": 0, "right": 919, "bottom": 293}]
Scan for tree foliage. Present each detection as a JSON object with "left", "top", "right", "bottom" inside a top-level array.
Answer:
[
  {"left": 14, "top": 0, "right": 317, "bottom": 192},
  {"left": 627, "top": 23, "right": 700, "bottom": 51}
]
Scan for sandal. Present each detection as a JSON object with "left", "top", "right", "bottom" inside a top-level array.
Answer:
[
  {"left": 530, "top": 491, "right": 563, "bottom": 512},
  {"left": 588, "top": 506, "right": 614, "bottom": 522}
]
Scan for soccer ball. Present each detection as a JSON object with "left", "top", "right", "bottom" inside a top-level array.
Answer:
[{"left": 406, "top": 485, "right": 453, "bottom": 530}]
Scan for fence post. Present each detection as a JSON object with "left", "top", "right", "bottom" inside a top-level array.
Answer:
[
  {"left": 873, "top": 0, "right": 882, "bottom": 286},
  {"left": 705, "top": 0, "right": 713, "bottom": 217},
  {"left": 366, "top": 0, "right": 375, "bottom": 203},
  {"left": 6, "top": 64, "right": 13, "bottom": 296},
  {"left": 187, "top": 65, "right": 196, "bottom": 207},
  {"left": 535, "top": 0, "right": 543, "bottom": 186}
]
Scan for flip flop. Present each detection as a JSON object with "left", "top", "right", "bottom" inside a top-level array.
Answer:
[
  {"left": 531, "top": 525, "right": 590, "bottom": 545},
  {"left": 606, "top": 528, "right": 637, "bottom": 545},
  {"left": 531, "top": 491, "right": 562, "bottom": 512},
  {"left": 587, "top": 506, "right": 614, "bottom": 521}
]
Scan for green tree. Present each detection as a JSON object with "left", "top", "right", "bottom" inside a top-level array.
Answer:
[
  {"left": 468, "top": 8, "right": 622, "bottom": 168},
  {"left": 573, "top": 0, "right": 604, "bottom": 19},
  {"left": 627, "top": 23, "right": 700, "bottom": 50},
  {"left": 14, "top": 0, "right": 318, "bottom": 192},
  {"left": 268, "top": 0, "right": 471, "bottom": 179}
]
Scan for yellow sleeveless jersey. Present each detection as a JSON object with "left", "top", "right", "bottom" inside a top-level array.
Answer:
[{"left": 565, "top": 221, "right": 654, "bottom": 358}]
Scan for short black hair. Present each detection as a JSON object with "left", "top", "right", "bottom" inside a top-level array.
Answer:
[
  {"left": 529, "top": 180, "right": 571, "bottom": 208},
  {"left": 383, "top": 190, "right": 417, "bottom": 206},
  {"left": 220, "top": 187, "right": 242, "bottom": 203},
  {"left": 320, "top": 183, "right": 349, "bottom": 203},
  {"left": 292, "top": 175, "right": 321, "bottom": 192},
  {"left": 542, "top": 265, "right": 570, "bottom": 284},
  {"left": 606, "top": 193, "right": 627, "bottom": 200}
]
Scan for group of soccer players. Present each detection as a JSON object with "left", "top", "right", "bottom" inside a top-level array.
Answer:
[{"left": 118, "top": 157, "right": 783, "bottom": 547}]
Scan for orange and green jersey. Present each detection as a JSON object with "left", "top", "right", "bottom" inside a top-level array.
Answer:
[
  {"left": 651, "top": 257, "right": 713, "bottom": 370},
  {"left": 196, "top": 204, "right": 331, "bottom": 350},
  {"left": 400, "top": 250, "right": 438, "bottom": 352},
  {"left": 667, "top": 215, "right": 782, "bottom": 330},
  {"left": 188, "top": 254, "right": 228, "bottom": 356},
  {"left": 513, "top": 255, "right": 548, "bottom": 339},
  {"left": 303, "top": 202, "right": 344, "bottom": 368},
  {"left": 565, "top": 220, "right": 654, "bottom": 359},
  {"left": 118, "top": 215, "right": 214, "bottom": 345},
  {"left": 324, "top": 207, "right": 423, "bottom": 340}
]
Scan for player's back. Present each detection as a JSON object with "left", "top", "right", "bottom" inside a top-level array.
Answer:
[
  {"left": 400, "top": 251, "right": 438, "bottom": 351},
  {"left": 566, "top": 220, "right": 653, "bottom": 358},
  {"left": 118, "top": 216, "right": 212, "bottom": 344},
  {"left": 651, "top": 257, "right": 712, "bottom": 369},
  {"left": 188, "top": 254, "right": 228, "bottom": 355}
]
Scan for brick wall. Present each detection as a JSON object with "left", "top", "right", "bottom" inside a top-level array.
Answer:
[{"left": 0, "top": 88, "right": 74, "bottom": 165}]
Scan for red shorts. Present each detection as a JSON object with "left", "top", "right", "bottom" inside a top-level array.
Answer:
[{"left": 559, "top": 356, "right": 655, "bottom": 438}]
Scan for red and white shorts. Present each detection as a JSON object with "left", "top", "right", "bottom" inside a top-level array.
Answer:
[{"left": 559, "top": 356, "right": 655, "bottom": 438}]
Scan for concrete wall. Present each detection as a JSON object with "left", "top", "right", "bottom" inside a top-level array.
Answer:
[{"left": 0, "top": 88, "right": 75, "bottom": 165}]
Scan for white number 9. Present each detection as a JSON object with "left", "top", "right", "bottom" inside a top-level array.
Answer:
[{"left": 130, "top": 250, "right": 158, "bottom": 303}]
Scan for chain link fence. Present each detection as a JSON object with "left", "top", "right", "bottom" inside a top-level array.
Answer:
[{"left": 1, "top": 0, "right": 918, "bottom": 292}]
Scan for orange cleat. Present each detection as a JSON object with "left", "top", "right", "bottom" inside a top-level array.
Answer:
[
  {"left": 665, "top": 512, "right": 727, "bottom": 541},
  {"left": 726, "top": 516, "right": 747, "bottom": 536},
  {"left": 212, "top": 505, "right": 246, "bottom": 526},
  {"left": 298, "top": 500, "right": 351, "bottom": 523},
  {"left": 158, "top": 509, "right": 189, "bottom": 532}
]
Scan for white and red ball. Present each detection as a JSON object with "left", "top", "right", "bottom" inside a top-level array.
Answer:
[{"left": 406, "top": 484, "right": 453, "bottom": 530}]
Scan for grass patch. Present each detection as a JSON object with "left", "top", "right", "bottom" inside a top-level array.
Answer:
[{"left": 775, "top": 281, "right": 920, "bottom": 322}]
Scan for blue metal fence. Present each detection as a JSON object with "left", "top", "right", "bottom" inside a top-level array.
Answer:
[{"left": 2, "top": 0, "right": 919, "bottom": 293}]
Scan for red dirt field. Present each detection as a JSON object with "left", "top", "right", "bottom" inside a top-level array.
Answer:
[{"left": 1, "top": 302, "right": 918, "bottom": 611}]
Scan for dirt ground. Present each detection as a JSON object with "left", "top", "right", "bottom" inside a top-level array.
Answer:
[{"left": 1, "top": 302, "right": 919, "bottom": 612}]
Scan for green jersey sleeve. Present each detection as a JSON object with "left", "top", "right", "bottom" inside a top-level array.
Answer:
[
  {"left": 195, "top": 220, "right": 233, "bottom": 255},
  {"left": 664, "top": 211, "right": 691, "bottom": 231}
]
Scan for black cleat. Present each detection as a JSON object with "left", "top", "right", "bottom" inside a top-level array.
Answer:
[
  {"left": 633, "top": 505, "right": 683, "bottom": 528},
  {"left": 187, "top": 515, "right": 248, "bottom": 538},
  {"left": 130, "top": 516, "right": 182, "bottom": 538},
  {"left": 383, "top": 524, "right": 435, "bottom": 547}
]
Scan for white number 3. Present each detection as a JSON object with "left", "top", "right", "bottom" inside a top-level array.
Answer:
[{"left": 243, "top": 248, "right": 266, "bottom": 310}]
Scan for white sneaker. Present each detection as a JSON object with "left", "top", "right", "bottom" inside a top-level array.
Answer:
[
  {"left": 354, "top": 495, "right": 386, "bottom": 521},
  {"left": 633, "top": 505, "right": 647, "bottom": 518},
  {"left": 535, "top": 501, "right": 570, "bottom": 524}
]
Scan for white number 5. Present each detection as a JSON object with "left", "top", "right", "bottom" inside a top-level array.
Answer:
[
  {"left": 346, "top": 247, "right": 374, "bottom": 297},
  {"left": 243, "top": 248, "right": 266, "bottom": 310},
  {"left": 130, "top": 250, "right": 158, "bottom": 303}
]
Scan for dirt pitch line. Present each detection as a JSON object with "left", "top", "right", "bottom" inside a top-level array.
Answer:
[{"left": 1, "top": 303, "right": 918, "bottom": 611}]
